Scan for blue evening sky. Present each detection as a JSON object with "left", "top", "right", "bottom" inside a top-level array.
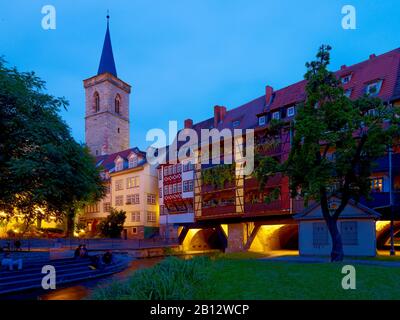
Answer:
[{"left": 1, "top": 0, "right": 399, "bottom": 149}]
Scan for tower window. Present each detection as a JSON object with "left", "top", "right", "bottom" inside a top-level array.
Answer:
[
  {"left": 94, "top": 92, "right": 100, "bottom": 112},
  {"left": 115, "top": 94, "right": 121, "bottom": 114}
]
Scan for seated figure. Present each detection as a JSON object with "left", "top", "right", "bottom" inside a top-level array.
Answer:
[{"left": 1, "top": 252, "right": 23, "bottom": 271}]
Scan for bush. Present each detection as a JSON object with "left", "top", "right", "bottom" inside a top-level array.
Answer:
[
  {"left": 98, "top": 208, "right": 126, "bottom": 238},
  {"left": 91, "top": 256, "right": 214, "bottom": 300}
]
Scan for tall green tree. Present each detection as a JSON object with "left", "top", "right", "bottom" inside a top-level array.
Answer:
[
  {"left": 0, "top": 58, "right": 105, "bottom": 235},
  {"left": 254, "top": 46, "right": 400, "bottom": 261}
]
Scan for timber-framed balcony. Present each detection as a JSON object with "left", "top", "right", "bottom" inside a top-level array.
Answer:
[
  {"left": 201, "top": 205, "right": 236, "bottom": 217},
  {"left": 201, "top": 181, "right": 236, "bottom": 194}
]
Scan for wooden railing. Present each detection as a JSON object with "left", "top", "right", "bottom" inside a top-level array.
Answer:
[{"left": 201, "top": 205, "right": 236, "bottom": 217}]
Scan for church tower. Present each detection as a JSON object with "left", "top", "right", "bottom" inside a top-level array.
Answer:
[{"left": 83, "top": 15, "right": 131, "bottom": 156}]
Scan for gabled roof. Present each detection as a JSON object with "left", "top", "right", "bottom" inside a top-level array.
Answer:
[
  {"left": 96, "top": 147, "right": 146, "bottom": 172},
  {"left": 294, "top": 196, "right": 381, "bottom": 220},
  {"left": 97, "top": 16, "right": 117, "bottom": 77}
]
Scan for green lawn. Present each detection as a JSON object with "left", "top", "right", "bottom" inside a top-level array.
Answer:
[
  {"left": 91, "top": 255, "right": 400, "bottom": 300},
  {"left": 206, "top": 258, "right": 400, "bottom": 299}
]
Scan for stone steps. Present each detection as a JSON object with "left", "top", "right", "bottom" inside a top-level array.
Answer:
[{"left": 0, "top": 256, "right": 129, "bottom": 295}]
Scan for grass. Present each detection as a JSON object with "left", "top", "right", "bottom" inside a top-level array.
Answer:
[{"left": 91, "top": 255, "right": 400, "bottom": 300}]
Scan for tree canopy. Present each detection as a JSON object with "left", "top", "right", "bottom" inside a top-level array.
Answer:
[
  {"left": 0, "top": 58, "right": 105, "bottom": 227},
  {"left": 254, "top": 45, "right": 400, "bottom": 261}
]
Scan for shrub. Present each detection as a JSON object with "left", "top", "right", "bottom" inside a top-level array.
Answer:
[
  {"left": 91, "top": 256, "right": 214, "bottom": 300},
  {"left": 98, "top": 208, "right": 126, "bottom": 238}
]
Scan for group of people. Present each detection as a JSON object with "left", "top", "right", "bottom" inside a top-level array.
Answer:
[
  {"left": 0, "top": 240, "right": 24, "bottom": 271},
  {"left": 74, "top": 244, "right": 89, "bottom": 259},
  {"left": 74, "top": 244, "right": 114, "bottom": 270},
  {"left": 1, "top": 252, "right": 23, "bottom": 271}
]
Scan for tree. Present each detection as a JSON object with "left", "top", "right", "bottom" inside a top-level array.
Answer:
[
  {"left": 0, "top": 58, "right": 105, "bottom": 234},
  {"left": 99, "top": 208, "right": 126, "bottom": 238},
  {"left": 254, "top": 45, "right": 400, "bottom": 261}
]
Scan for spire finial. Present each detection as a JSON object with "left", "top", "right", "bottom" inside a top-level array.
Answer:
[{"left": 98, "top": 10, "right": 117, "bottom": 77}]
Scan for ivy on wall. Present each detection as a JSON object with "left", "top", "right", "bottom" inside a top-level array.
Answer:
[{"left": 202, "top": 164, "right": 235, "bottom": 189}]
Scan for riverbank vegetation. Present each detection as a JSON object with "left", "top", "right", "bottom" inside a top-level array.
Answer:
[{"left": 91, "top": 255, "right": 400, "bottom": 300}]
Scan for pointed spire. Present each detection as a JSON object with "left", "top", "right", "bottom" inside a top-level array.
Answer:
[{"left": 98, "top": 13, "right": 117, "bottom": 77}]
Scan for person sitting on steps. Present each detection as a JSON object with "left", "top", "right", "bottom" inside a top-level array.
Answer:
[
  {"left": 80, "top": 244, "right": 89, "bottom": 258},
  {"left": 74, "top": 245, "right": 82, "bottom": 259},
  {"left": 1, "top": 252, "right": 23, "bottom": 271},
  {"left": 102, "top": 250, "right": 113, "bottom": 265}
]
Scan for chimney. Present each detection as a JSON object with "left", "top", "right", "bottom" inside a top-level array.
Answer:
[
  {"left": 340, "top": 65, "right": 346, "bottom": 70},
  {"left": 369, "top": 54, "right": 376, "bottom": 59},
  {"left": 184, "top": 118, "right": 193, "bottom": 129},
  {"left": 214, "top": 105, "right": 227, "bottom": 127},
  {"left": 265, "top": 85, "right": 274, "bottom": 106}
]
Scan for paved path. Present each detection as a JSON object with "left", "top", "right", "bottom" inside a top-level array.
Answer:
[{"left": 261, "top": 255, "right": 400, "bottom": 267}]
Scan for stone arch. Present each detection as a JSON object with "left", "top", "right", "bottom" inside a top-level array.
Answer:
[
  {"left": 376, "top": 221, "right": 400, "bottom": 249},
  {"left": 182, "top": 227, "right": 226, "bottom": 251},
  {"left": 249, "top": 224, "right": 298, "bottom": 252}
]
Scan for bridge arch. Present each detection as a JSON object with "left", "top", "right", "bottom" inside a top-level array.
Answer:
[
  {"left": 249, "top": 224, "right": 298, "bottom": 253},
  {"left": 182, "top": 227, "right": 227, "bottom": 251}
]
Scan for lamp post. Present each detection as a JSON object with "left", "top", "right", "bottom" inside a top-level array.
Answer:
[{"left": 388, "top": 145, "right": 395, "bottom": 256}]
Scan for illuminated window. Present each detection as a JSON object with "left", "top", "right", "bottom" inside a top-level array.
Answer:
[
  {"left": 115, "top": 160, "right": 123, "bottom": 172},
  {"left": 115, "top": 179, "right": 123, "bottom": 191},
  {"left": 371, "top": 177, "right": 383, "bottom": 192},
  {"left": 127, "top": 176, "right": 139, "bottom": 189}
]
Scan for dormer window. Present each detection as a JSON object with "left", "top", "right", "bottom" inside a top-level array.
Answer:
[
  {"left": 272, "top": 111, "right": 280, "bottom": 120},
  {"left": 258, "top": 116, "right": 266, "bottom": 126},
  {"left": 94, "top": 92, "right": 100, "bottom": 112},
  {"left": 287, "top": 106, "right": 295, "bottom": 117},
  {"left": 128, "top": 154, "right": 138, "bottom": 168},
  {"left": 341, "top": 74, "right": 352, "bottom": 84},
  {"left": 115, "top": 94, "right": 121, "bottom": 114},
  {"left": 115, "top": 158, "right": 124, "bottom": 172},
  {"left": 366, "top": 80, "right": 382, "bottom": 96}
]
